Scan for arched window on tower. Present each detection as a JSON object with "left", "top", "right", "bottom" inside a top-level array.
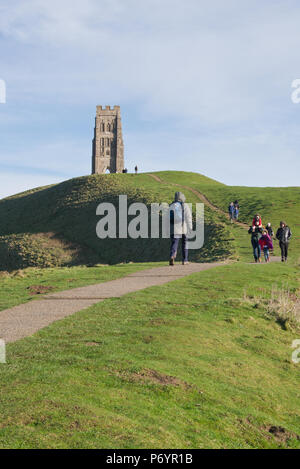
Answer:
[
  {"left": 101, "top": 122, "right": 105, "bottom": 132},
  {"left": 107, "top": 123, "right": 111, "bottom": 132}
]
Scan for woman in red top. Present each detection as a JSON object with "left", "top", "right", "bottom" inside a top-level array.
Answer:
[{"left": 252, "top": 214, "right": 262, "bottom": 227}]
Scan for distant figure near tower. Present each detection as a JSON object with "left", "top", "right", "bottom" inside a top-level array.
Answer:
[{"left": 92, "top": 105, "right": 124, "bottom": 174}]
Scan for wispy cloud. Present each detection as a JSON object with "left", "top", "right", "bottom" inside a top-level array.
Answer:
[{"left": 0, "top": 0, "right": 300, "bottom": 197}]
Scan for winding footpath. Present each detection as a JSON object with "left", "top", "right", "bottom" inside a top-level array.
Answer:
[{"left": 147, "top": 173, "right": 249, "bottom": 229}]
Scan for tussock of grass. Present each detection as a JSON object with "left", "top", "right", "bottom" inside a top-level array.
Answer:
[{"left": 267, "top": 286, "right": 300, "bottom": 329}]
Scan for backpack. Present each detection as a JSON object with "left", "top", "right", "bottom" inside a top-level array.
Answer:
[{"left": 170, "top": 201, "right": 184, "bottom": 225}]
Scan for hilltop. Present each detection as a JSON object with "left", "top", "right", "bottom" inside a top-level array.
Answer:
[
  {"left": 0, "top": 171, "right": 299, "bottom": 271},
  {"left": 0, "top": 172, "right": 232, "bottom": 270}
]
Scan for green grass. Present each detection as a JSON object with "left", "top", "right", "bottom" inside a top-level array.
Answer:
[
  {"left": 0, "top": 170, "right": 299, "bottom": 448},
  {"left": 0, "top": 262, "right": 299, "bottom": 449},
  {"left": 0, "top": 263, "right": 162, "bottom": 311},
  {"left": 2, "top": 170, "right": 298, "bottom": 268},
  {"left": 153, "top": 171, "right": 300, "bottom": 260},
  {"left": 0, "top": 173, "right": 235, "bottom": 268}
]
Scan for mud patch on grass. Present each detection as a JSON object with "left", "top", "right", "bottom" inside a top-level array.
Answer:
[
  {"left": 262, "top": 425, "right": 300, "bottom": 443},
  {"left": 113, "top": 368, "right": 196, "bottom": 390},
  {"left": 142, "top": 335, "right": 154, "bottom": 344},
  {"left": 27, "top": 285, "right": 54, "bottom": 295},
  {"left": 149, "top": 318, "right": 169, "bottom": 326}
]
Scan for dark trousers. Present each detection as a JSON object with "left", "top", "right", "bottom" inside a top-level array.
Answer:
[
  {"left": 279, "top": 241, "right": 289, "bottom": 260},
  {"left": 170, "top": 235, "right": 188, "bottom": 262},
  {"left": 251, "top": 238, "right": 261, "bottom": 261}
]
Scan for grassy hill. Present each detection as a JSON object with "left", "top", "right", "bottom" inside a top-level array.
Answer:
[
  {"left": 1, "top": 170, "right": 298, "bottom": 271},
  {"left": 0, "top": 171, "right": 299, "bottom": 449},
  {"left": 154, "top": 171, "right": 300, "bottom": 260},
  {"left": 0, "top": 172, "right": 237, "bottom": 270}
]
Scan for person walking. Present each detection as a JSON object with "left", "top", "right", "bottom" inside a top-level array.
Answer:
[
  {"left": 266, "top": 222, "right": 274, "bottom": 238},
  {"left": 276, "top": 221, "right": 292, "bottom": 262},
  {"left": 228, "top": 202, "right": 234, "bottom": 222},
  {"left": 169, "top": 192, "right": 193, "bottom": 266},
  {"left": 233, "top": 200, "right": 240, "bottom": 220},
  {"left": 252, "top": 214, "right": 262, "bottom": 228},
  {"left": 135, "top": 165, "right": 138, "bottom": 174},
  {"left": 248, "top": 222, "right": 263, "bottom": 263},
  {"left": 259, "top": 229, "right": 273, "bottom": 262}
]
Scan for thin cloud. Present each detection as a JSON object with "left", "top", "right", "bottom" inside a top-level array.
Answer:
[{"left": 0, "top": 0, "right": 300, "bottom": 197}]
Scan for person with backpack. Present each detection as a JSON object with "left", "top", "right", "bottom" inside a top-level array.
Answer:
[
  {"left": 169, "top": 192, "right": 193, "bottom": 266},
  {"left": 276, "top": 221, "right": 292, "bottom": 262},
  {"left": 228, "top": 202, "right": 235, "bottom": 222},
  {"left": 248, "top": 221, "right": 263, "bottom": 263},
  {"left": 259, "top": 229, "right": 273, "bottom": 262},
  {"left": 233, "top": 200, "right": 240, "bottom": 220}
]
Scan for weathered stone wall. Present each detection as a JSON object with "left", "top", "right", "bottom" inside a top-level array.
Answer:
[{"left": 92, "top": 105, "right": 124, "bottom": 174}]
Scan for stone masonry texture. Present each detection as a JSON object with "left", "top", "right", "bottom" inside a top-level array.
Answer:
[{"left": 92, "top": 105, "right": 124, "bottom": 174}]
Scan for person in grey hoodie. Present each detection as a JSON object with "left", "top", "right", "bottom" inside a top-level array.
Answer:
[{"left": 169, "top": 192, "right": 193, "bottom": 265}]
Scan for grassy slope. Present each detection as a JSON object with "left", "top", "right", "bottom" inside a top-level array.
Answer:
[
  {"left": 0, "top": 171, "right": 299, "bottom": 449},
  {"left": 0, "top": 262, "right": 299, "bottom": 449},
  {"left": 154, "top": 171, "right": 300, "bottom": 260},
  {"left": 0, "top": 173, "right": 235, "bottom": 269}
]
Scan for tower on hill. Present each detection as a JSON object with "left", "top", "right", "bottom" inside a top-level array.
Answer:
[{"left": 92, "top": 105, "right": 124, "bottom": 174}]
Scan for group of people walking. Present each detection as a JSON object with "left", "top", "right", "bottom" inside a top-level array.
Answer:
[
  {"left": 167, "top": 191, "right": 292, "bottom": 266},
  {"left": 248, "top": 214, "right": 292, "bottom": 263},
  {"left": 228, "top": 200, "right": 239, "bottom": 221}
]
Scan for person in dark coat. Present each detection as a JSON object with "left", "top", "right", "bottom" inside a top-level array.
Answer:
[
  {"left": 276, "top": 221, "right": 292, "bottom": 262},
  {"left": 248, "top": 222, "right": 263, "bottom": 262}
]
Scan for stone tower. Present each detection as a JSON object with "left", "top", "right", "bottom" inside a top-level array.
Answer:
[{"left": 92, "top": 105, "right": 124, "bottom": 174}]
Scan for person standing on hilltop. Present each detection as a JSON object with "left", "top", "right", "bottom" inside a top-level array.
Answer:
[
  {"left": 169, "top": 192, "right": 193, "bottom": 266},
  {"left": 276, "top": 221, "right": 292, "bottom": 262},
  {"left": 135, "top": 165, "right": 138, "bottom": 174},
  {"left": 248, "top": 222, "right": 263, "bottom": 263}
]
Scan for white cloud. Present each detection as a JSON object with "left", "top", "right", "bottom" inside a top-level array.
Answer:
[{"left": 0, "top": 0, "right": 300, "bottom": 193}]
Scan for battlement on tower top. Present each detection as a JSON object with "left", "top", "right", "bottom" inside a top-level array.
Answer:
[{"left": 96, "top": 105, "right": 120, "bottom": 114}]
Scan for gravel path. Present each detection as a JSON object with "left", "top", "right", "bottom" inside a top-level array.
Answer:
[{"left": 0, "top": 262, "right": 225, "bottom": 343}]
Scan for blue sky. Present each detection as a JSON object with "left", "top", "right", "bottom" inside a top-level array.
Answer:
[{"left": 0, "top": 0, "right": 300, "bottom": 199}]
